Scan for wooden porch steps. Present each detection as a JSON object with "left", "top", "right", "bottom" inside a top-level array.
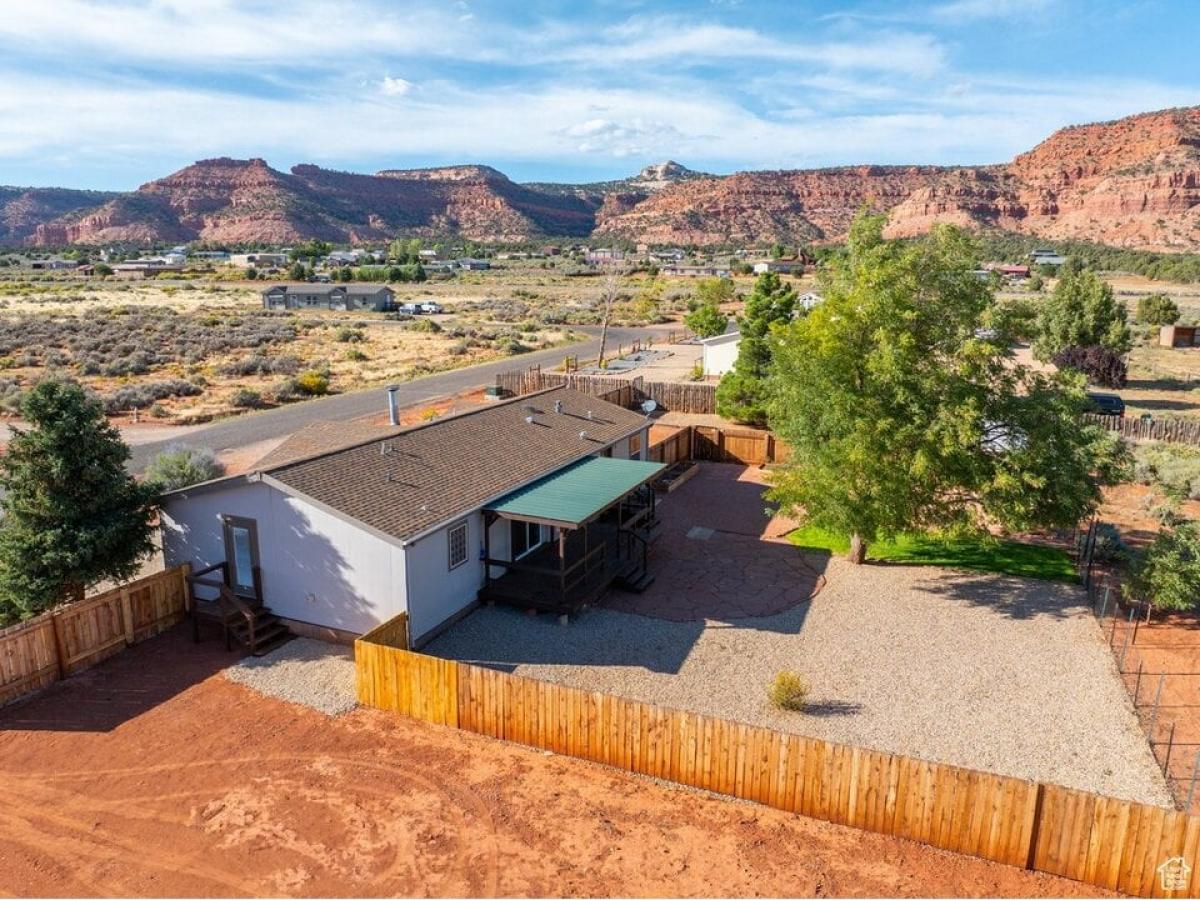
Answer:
[
  {"left": 230, "top": 607, "right": 294, "bottom": 656},
  {"left": 618, "top": 570, "right": 656, "bottom": 593}
]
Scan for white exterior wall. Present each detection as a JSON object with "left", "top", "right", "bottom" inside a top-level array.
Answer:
[
  {"left": 161, "top": 480, "right": 406, "bottom": 636},
  {"left": 403, "top": 512, "right": 487, "bottom": 644},
  {"left": 702, "top": 336, "right": 740, "bottom": 377}
]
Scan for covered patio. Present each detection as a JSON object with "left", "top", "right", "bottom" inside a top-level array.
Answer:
[{"left": 480, "top": 456, "right": 665, "bottom": 615}]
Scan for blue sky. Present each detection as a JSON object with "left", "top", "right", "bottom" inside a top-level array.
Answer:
[{"left": 1, "top": 0, "right": 1197, "bottom": 190}]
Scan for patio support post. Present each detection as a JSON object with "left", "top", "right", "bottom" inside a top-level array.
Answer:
[
  {"left": 559, "top": 530, "right": 567, "bottom": 600},
  {"left": 483, "top": 513, "right": 493, "bottom": 588}
]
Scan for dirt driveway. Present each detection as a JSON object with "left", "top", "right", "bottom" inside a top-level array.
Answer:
[{"left": 0, "top": 627, "right": 1105, "bottom": 898}]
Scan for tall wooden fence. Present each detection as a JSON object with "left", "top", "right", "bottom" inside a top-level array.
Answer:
[
  {"left": 0, "top": 565, "right": 190, "bottom": 707},
  {"left": 1084, "top": 414, "right": 1200, "bottom": 446},
  {"left": 356, "top": 633, "right": 1199, "bottom": 897}
]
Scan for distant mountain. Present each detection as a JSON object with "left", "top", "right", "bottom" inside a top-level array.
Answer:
[{"left": 16, "top": 106, "right": 1200, "bottom": 251}]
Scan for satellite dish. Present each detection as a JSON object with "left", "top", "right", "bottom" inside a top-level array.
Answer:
[{"left": 641, "top": 399, "right": 658, "bottom": 414}]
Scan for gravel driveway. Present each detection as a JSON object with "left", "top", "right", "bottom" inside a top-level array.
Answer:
[
  {"left": 428, "top": 558, "right": 1172, "bottom": 807},
  {"left": 225, "top": 638, "right": 356, "bottom": 715}
]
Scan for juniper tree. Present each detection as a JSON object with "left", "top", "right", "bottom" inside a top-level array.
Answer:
[
  {"left": 0, "top": 380, "right": 158, "bottom": 623},
  {"left": 715, "top": 272, "right": 795, "bottom": 425}
]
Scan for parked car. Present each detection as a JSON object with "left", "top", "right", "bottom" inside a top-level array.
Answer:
[
  {"left": 418, "top": 301, "right": 443, "bottom": 314},
  {"left": 1086, "top": 392, "right": 1125, "bottom": 417},
  {"left": 396, "top": 302, "right": 420, "bottom": 315}
]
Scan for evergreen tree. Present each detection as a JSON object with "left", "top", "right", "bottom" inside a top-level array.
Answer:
[
  {"left": 0, "top": 380, "right": 158, "bottom": 623},
  {"left": 1033, "top": 268, "right": 1131, "bottom": 360},
  {"left": 715, "top": 272, "right": 795, "bottom": 425}
]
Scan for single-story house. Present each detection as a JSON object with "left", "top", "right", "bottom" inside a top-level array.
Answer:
[
  {"left": 455, "top": 257, "right": 491, "bottom": 270},
  {"left": 661, "top": 265, "right": 731, "bottom": 278},
  {"left": 753, "top": 258, "right": 805, "bottom": 275},
  {"left": 1159, "top": 324, "right": 1200, "bottom": 348},
  {"left": 261, "top": 284, "right": 396, "bottom": 311},
  {"left": 1029, "top": 250, "right": 1067, "bottom": 267},
  {"left": 700, "top": 331, "right": 741, "bottom": 377},
  {"left": 29, "top": 259, "right": 77, "bottom": 270},
  {"left": 230, "top": 252, "right": 289, "bottom": 269},
  {"left": 160, "top": 386, "right": 661, "bottom": 647},
  {"left": 111, "top": 260, "right": 184, "bottom": 279}
]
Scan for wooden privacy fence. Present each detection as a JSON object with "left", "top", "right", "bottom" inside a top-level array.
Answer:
[
  {"left": 0, "top": 565, "right": 190, "bottom": 707},
  {"left": 1084, "top": 414, "right": 1200, "bottom": 446},
  {"left": 496, "top": 367, "right": 718, "bottom": 415},
  {"left": 356, "top": 634, "right": 1200, "bottom": 898},
  {"left": 646, "top": 427, "right": 692, "bottom": 466}
]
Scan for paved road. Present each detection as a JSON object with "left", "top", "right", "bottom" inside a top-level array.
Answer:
[{"left": 128, "top": 324, "right": 665, "bottom": 471}]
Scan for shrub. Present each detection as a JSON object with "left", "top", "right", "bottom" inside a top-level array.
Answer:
[
  {"left": 768, "top": 671, "right": 809, "bottom": 711},
  {"left": 410, "top": 318, "right": 441, "bottom": 334},
  {"left": 1135, "top": 292, "right": 1180, "bottom": 326},
  {"left": 272, "top": 378, "right": 303, "bottom": 403},
  {"left": 1091, "top": 522, "right": 1129, "bottom": 564},
  {"left": 103, "top": 379, "right": 201, "bottom": 413},
  {"left": 230, "top": 387, "right": 263, "bottom": 408},
  {"left": 1051, "top": 345, "right": 1127, "bottom": 388},
  {"left": 295, "top": 369, "right": 330, "bottom": 396},
  {"left": 1133, "top": 442, "right": 1200, "bottom": 501},
  {"left": 1125, "top": 521, "right": 1200, "bottom": 612},
  {"left": 143, "top": 444, "right": 225, "bottom": 491},
  {"left": 335, "top": 326, "right": 363, "bottom": 343},
  {"left": 345, "top": 348, "right": 368, "bottom": 362}
]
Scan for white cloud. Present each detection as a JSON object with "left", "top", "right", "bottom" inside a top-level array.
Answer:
[
  {"left": 932, "top": 0, "right": 1055, "bottom": 22},
  {"left": 379, "top": 76, "right": 414, "bottom": 97}
]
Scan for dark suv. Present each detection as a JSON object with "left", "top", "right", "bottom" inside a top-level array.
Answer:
[{"left": 1086, "top": 392, "right": 1125, "bottom": 417}]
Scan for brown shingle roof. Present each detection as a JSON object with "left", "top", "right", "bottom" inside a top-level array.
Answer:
[
  {"left": 252, "top": 419, "right": 396, "bottom": 470},
  {"left": 266, "top": 387, "right": 646, "bottom": 542}
]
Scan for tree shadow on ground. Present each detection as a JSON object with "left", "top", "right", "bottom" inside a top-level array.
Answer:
[{"left": 909, "top": 570, "right": 1089, "bottom": 621}]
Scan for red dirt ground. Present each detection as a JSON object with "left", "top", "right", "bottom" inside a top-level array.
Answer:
[{"left": 0, "top": 630, "right": 1110, "bottom": 898}]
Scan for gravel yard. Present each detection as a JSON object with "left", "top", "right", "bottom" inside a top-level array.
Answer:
[
  {"left": 224, "top": 638, "right": 356, "bottom": 715},
  {"left": 428, "top": 557, "right": 1172, "bottom": 807}
]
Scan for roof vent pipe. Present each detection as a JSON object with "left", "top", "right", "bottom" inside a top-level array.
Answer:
[
  {"left": 554, "top": 399, "right": 563, "bottom": 414},
  {"left": 386, "top": 384, "right": 400, "bottom": 426}
]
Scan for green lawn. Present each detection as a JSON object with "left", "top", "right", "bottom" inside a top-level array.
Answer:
[{"left": 788, "top": 526, "right": 1077, "bottom": 582}]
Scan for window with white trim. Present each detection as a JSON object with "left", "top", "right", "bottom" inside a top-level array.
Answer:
[{"left": 448, "top": 519, "right": 469, "bottom": 570}]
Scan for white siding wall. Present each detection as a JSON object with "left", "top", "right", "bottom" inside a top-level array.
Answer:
[
  {"left": 702, "top": 337, "right": 740, "bottom": 377},
  {"left": 403, "top": 513, "right": 487, "bottom": 644},
  {"left": 161, "top": 480, "right": 406, "bottom": 636}
]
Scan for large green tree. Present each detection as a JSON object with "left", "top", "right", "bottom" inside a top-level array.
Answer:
[
  {"left": 715, "top": 272, "right": 795, "bottom": 425},
  {"left": 0, "top": 380, "right": 159, "bottom": 623},
  {"left": 1125, "top": 521, "right": 1200, "bottom": 612},
  {"left": 767, "top": 213, "right": 1127, "bottom": 563},
  {"left": 1033, "top": 268, "right": 1132, "bottom": 360},
  {"left": 684, "top": 277, "right": 733, "bottom": 338}
]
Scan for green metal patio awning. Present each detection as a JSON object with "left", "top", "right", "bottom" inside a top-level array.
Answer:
[{"left": 486, "top": 456, "right": 665, "bottom": 528}]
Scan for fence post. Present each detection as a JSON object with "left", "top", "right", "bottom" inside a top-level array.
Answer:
[
  {"left": 1118, "top": 626, "right": 1132, "bottom": 672},
  {"left": 50, "top": 611, "right": 69, "bottom": 678},
  {"left": 1149, "top": 673, "right": 1166, "bottom": 742},
  {"left": 119, "top": 586, "right": 135, "bottom": 646},
  {"left": 1134, "top": 662, "right": 1144, "bottom": 707},
  {"left": 1164, "top": 722, "right": 1177, "bottom": 776}
]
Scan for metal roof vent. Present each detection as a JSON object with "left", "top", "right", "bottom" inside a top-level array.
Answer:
[
  {"left": 554, "top": 399, "right": 563, "bottom": 414},
  {"left": 586, "top": 410, "right": 594, "bottom": 420},
  {"left": 579, "top": 430, "right": 588, "bottom": 440}
]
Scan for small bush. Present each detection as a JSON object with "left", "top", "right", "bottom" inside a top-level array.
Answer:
[
  {"left": 410, "top": 318, "right": 441, "bottom": 334},
  {"left": 768, "top": 671, "right": 809, "bottom": 711},
  {"left": 295, "top": 369, "right": 329, "bottom": 396},
  {"left": 1052, "top": 345, "right": 1127, "bottom": 388},
  {"left": 1133, "top": 442, "right": 1200, "bottom": 500},
  {"left": 1091, "top": 522, "right": 1129, "bottom": 564},
  {"left": 144, "top": 444, "right": 225, "bottom": 491},
  {"left": 345, "top": 348, "right": 368, "bottom": 362},
  {"left": 1135, "top": 292, "right": 1180, "bottom": 326},
  {"left": 335, "top": 326, "right": 363, "bottom": 343},
  {"left": 230, "top": 387, "right": 263, "bottom": 408}
]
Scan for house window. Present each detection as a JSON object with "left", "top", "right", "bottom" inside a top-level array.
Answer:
[
  {"left": 510, "top": 520, "right": 545, "bottom": 560},
  {"left": 448, "top": 520, "right": 469, "bottom": 570}
]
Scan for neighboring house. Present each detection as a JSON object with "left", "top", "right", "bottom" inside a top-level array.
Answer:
[
  {"left": 261, "top": 283, "right": 396, "bottom": 311},
  {"left": 160, "top": 387, "right": 660, "bottom": 647},
  {"left": 661, "top": 264, "right": 731, "bottom": 278},
  {"left": 586, "top": 248, "right": 624, "bottom": 265},
  {"left": 1159, "top": 324, "right": 1200, "bottom": 348},
  {"left": 326, "top": 250, "right": 366, "bottom": 266},
  {"left": 752, "top": 258, "right": 805, "bottom": 275},
  {"left": 455, "top": 257, "right": 490, "bottom": 270},
  {"left": 1029, "top": 250, "right": 1067, "bottom": 267},
  {"left": 111, "top": 259, "right": 184, "bottom": 279},
  {"left": 700, "top": 331, "right": 741, "bottom": 377},
  {"left": 230, "top": 252, "right": 289, "bottom": 269},
  {"left": 190, "top": 250, "right": 231, "bottom": 262},
  {"left": 797, "top": 291, "right": 824, "bottom": 311}
]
